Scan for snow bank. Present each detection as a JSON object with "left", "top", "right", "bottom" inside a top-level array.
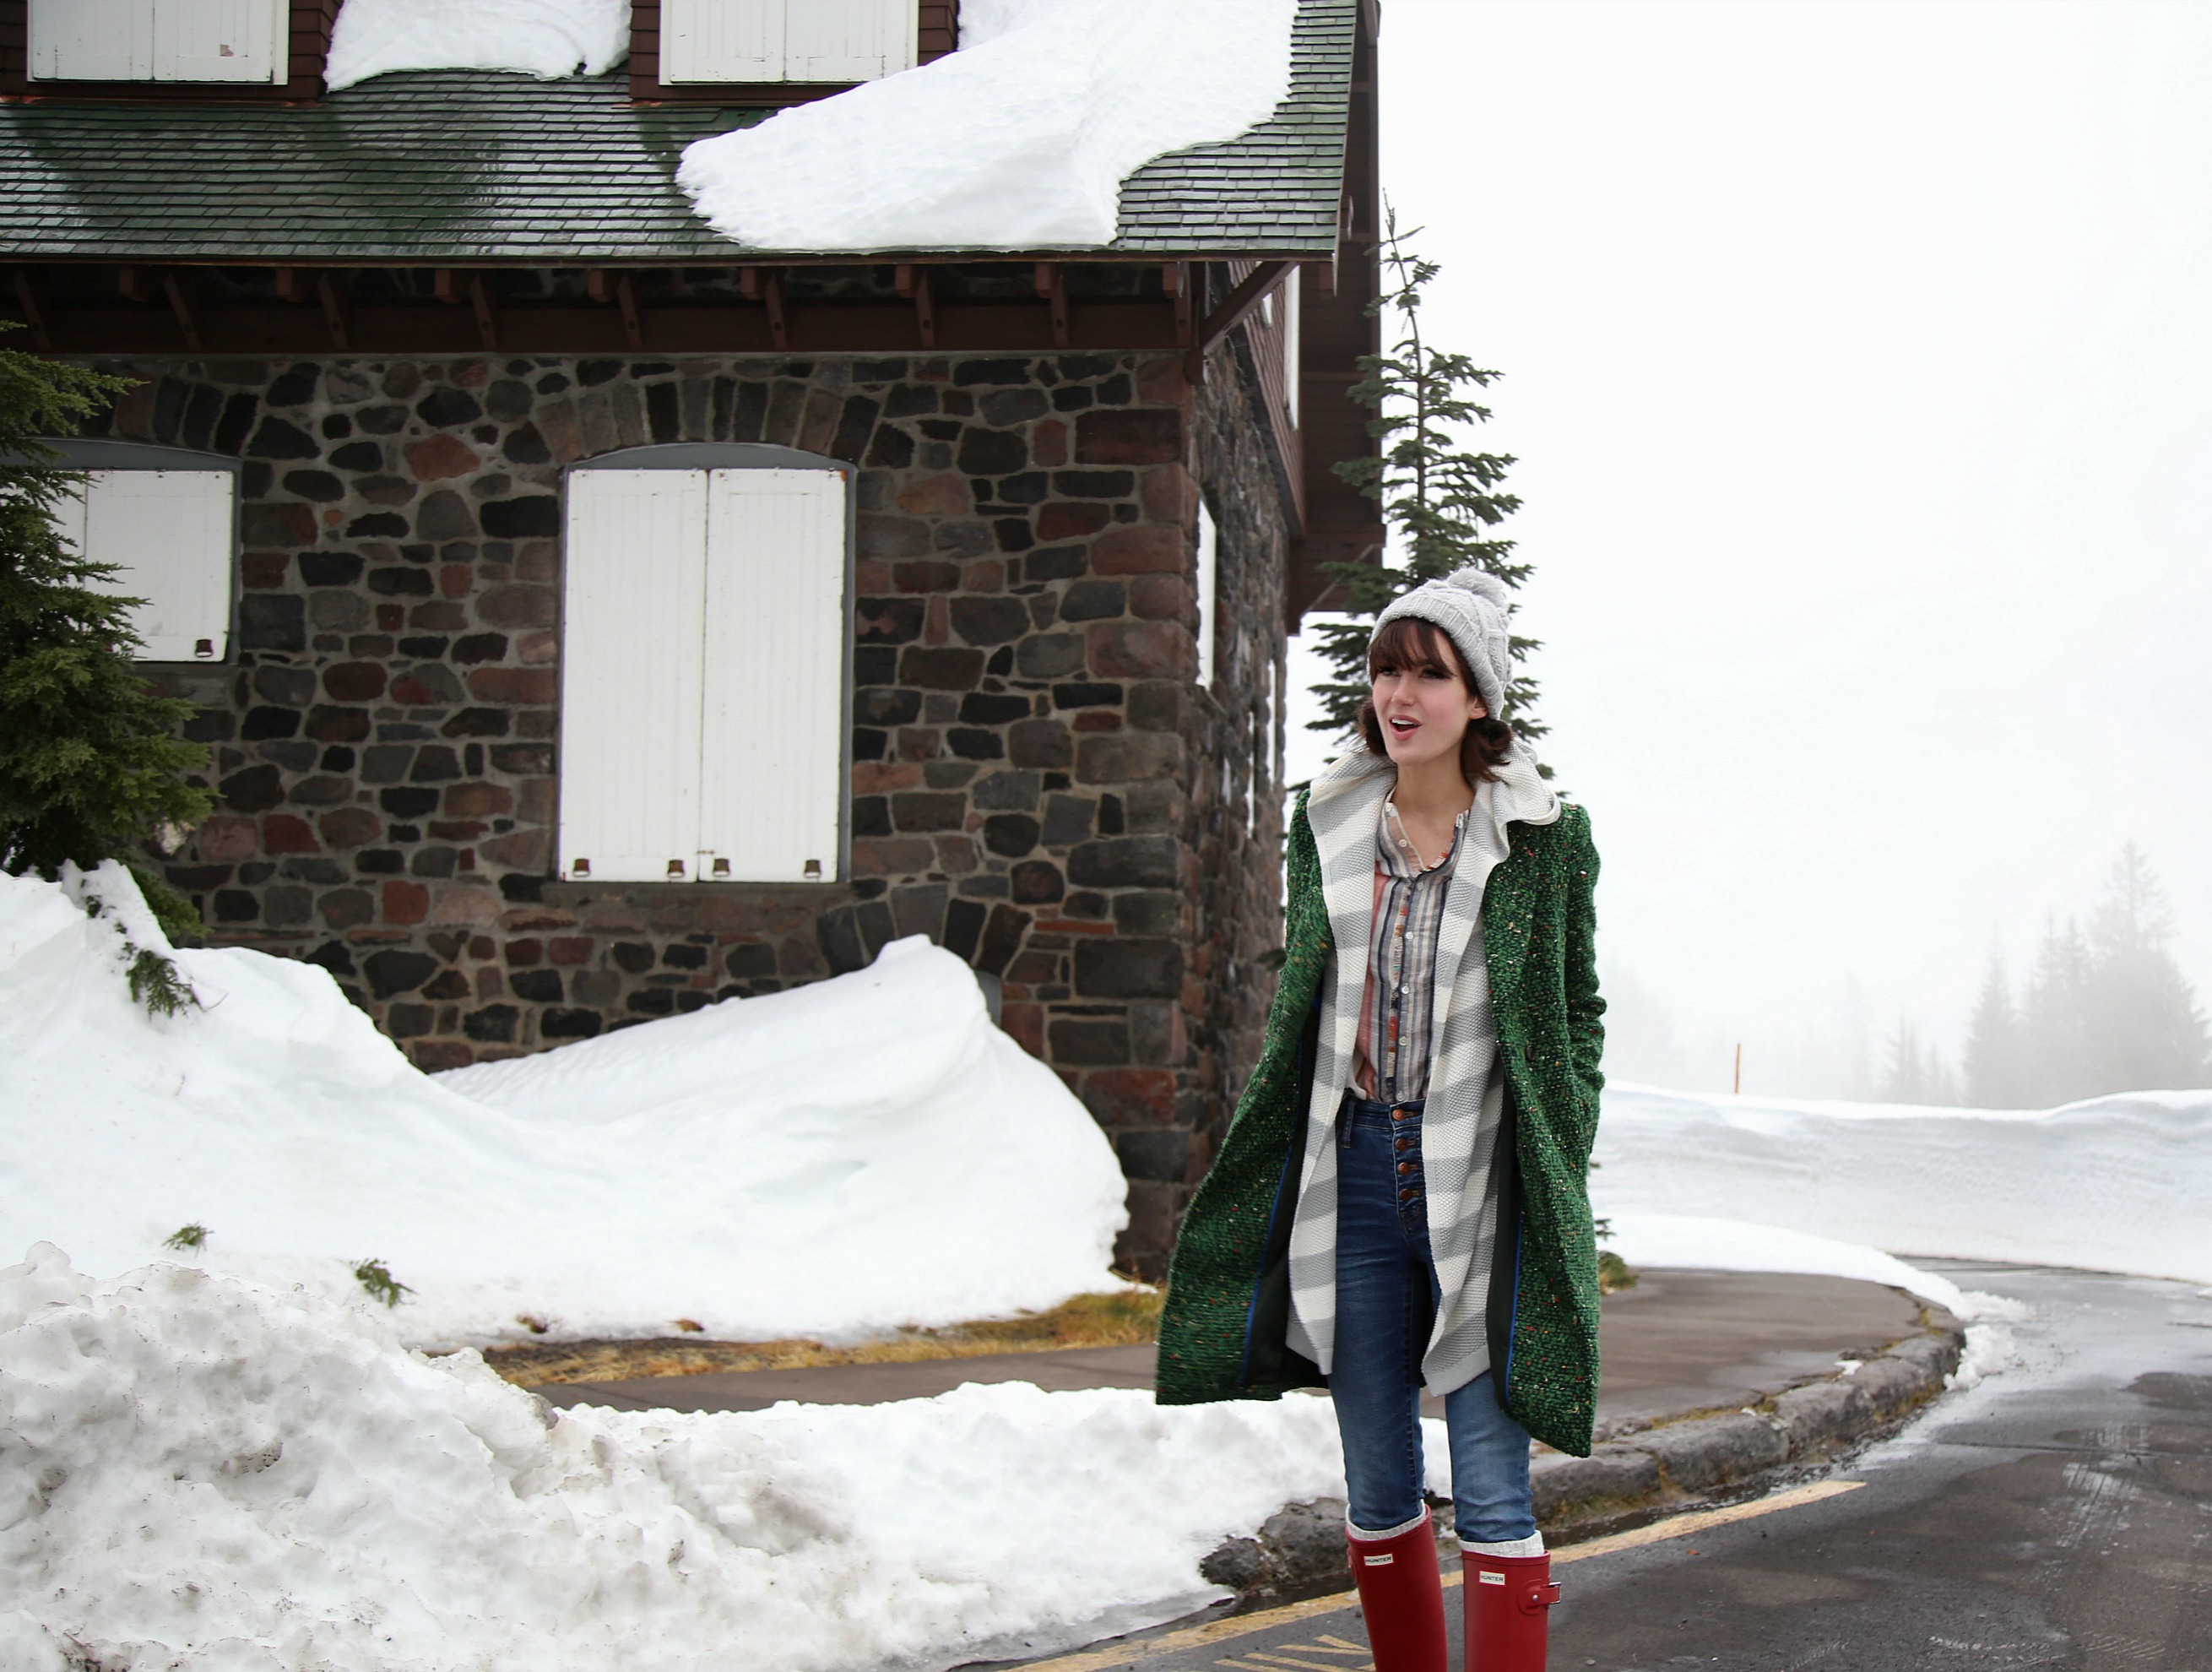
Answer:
[
  {"left": 676, "top": 0, "right": 1300, "bottom": 251},
  {"left": 326, "top": 0, "right": 628, "bottom": 91},
  {"left": 1602, "top": 1213, "right": 1973, "bottom": 1313},
  {"left": 1591, "top": 1083, "right": 2212, "bottom": 1285},
  {"left": 0, "top": 866, "right": 1125, "bottom": 1345},
  {"left": 0, "top": 1246, "right": 1347, "bottom": 1672}
]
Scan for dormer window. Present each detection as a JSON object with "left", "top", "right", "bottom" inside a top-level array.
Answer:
[
  {"left": 633, "top": 0, "right": 951, "bottom": 103},
  {"left": 661, "top": 0, "right": 918, "bottom": 83},
  {"left": 28, "top": 0, "right": 289, "bottom": 84}
]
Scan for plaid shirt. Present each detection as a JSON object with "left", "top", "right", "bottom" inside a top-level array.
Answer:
[{"left": 1352, "top": 799, "right": 1470, "bottom": 1104}]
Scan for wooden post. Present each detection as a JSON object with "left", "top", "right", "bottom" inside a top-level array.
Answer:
[{"left": 1732, "top": 1042, "right": 1743, "bottom": 1096}]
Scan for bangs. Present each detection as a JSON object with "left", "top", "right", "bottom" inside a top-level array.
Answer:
[{"left": 1365, "top": 615, "right": 1459, "bottom": 678}]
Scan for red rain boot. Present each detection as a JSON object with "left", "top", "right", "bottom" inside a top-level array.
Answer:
[
  {"left": 1345, "top": 1509, "right": 1448, "bottom": 1672},
  {"left": 1462, "top": 1550, "right": 1559, "bottom": 1671}
]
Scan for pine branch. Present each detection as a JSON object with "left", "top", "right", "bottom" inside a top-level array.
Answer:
[{"left": 1309, "top": 211, "right": 1546, "bottom": 750}]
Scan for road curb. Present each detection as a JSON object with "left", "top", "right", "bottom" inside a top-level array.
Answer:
[{"left": 1200, "top": 1305, "right": 1965, "bottom": 1607}]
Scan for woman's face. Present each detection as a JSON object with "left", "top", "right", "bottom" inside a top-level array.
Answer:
[{"left": 1370, "top": 631, "right": 1487, "bottom": 773}]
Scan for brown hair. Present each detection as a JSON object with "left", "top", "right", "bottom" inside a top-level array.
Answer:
[{"left": 1358, "top": 616, "right": 1515, "bottom": 785}]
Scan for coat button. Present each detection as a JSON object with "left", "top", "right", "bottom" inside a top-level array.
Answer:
[{"left": 1397, "top": 1160, "right": 1415, "bottom": 1175}]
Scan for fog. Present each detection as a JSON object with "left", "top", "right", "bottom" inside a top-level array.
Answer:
[{"left": 1283, "top": 1, "right": 2212, "bottom": 1100}]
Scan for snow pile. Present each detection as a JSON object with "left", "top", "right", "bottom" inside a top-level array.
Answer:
[
  {"left": 1601, "top": 1214, "right": 1978, "bottom": 1315},
  {"left": 0, "top": 1246, "right": 1347, "bottom": 1672},
  {"left": 325, "top": 0, "right": 629, "bottom": 91},
  {"left": 1592, "top": 1083, "right": 2212, "bottom": 1286},
  {"left": 0, "top": 866, "right": 1126, "bottom": 1344},
  {"left": 676, "top": 0, "right": 1300, "bottom": 251}
]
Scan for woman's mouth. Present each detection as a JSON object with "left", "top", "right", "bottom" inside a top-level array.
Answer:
[{"left": 1388, "top": 716, "right": 1418, "bottom": 738}]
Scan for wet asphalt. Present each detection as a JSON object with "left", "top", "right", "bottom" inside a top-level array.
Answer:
[{"left": 1012, "top": 1261, "right": 2212, "bottom": 1672}]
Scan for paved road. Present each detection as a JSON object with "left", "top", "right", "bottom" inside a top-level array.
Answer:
[{"left": 1012, "top": 1262, "right": 2212, "bottom": 1672}]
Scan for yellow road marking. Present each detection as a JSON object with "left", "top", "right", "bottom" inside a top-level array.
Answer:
[{"left": 1017, "top": 1479, "right": 1867, "bottom": 1672}]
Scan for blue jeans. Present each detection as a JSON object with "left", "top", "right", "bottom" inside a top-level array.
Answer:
[{"left": 1327, "top": 1094, "right": 1535, "bottom": 1543}]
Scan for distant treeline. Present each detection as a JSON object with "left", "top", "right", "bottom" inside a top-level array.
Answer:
[{"left": 1881, "top": 844, "right": 2212, "bottom": 1107}]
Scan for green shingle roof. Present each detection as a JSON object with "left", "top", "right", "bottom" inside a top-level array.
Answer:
[{"left": 0, "top": 1, "right": 1352, "bottom": 263}]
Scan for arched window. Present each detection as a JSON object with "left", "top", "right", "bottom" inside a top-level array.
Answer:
[
  {"left": 558, "top": 444, "right": 852, "bottom": 888},
  {"left": 40, "top": 438, "right": 238, "bottom": 663}
]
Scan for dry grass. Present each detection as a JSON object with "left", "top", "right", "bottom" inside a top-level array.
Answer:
[{"left": 483, "top": 1289, "right": 1164, "bottom": 1389}]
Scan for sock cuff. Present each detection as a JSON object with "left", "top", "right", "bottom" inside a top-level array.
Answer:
[
  {"left": 1462, "top": 1532, "right": 1546, "bottom": 1558},
  {"left": 1346, "top": 1506, "right": 1431, "bottom": 1543}
]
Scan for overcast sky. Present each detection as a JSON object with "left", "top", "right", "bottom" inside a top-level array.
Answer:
[{"left": 1286, "top": 0, "right": 2212, "bottom": 1095}]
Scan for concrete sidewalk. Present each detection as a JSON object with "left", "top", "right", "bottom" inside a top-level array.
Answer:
[{"left": 534, "top": 1269, "right": 1930, "bottom": 1425}]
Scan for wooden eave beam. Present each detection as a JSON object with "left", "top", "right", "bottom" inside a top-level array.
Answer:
[
  {"left": 467, "top": 273, "right": 499, "bottom": 350},
  {"left": 1198, "top": 260, "right": 1293, "bottom": 354},
  {"left": 160, "top": 270, "right": 201, "bottom": 351},
  {"left": 740, "top": 266, "right": 788, "bottom": 350},
  {"left": 316, "top": 270, "right": 350, "bottom": 350},
  {"left": 1033, "top": 263, "right": 1068, "bottom": 348},
  {"left": 1161, "top": 261, "right": 1195, "bottom": 345},
  {"left": 895, "top": 264, "right": 936, "bottom": 348}
]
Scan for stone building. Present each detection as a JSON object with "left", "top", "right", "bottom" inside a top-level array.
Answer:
[{"left": 0, "top": 0, "right": 1384, "bottom": 1273}]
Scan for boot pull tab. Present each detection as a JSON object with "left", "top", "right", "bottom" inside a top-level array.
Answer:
[{"left": 1517, "top": 1577, "right": 1561, "bottom": 1615}]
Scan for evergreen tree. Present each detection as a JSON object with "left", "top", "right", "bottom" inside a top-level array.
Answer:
[
  {"left": 2082, "top": 844, "right": 2210, "bottom": 1092},
  {"left": 2020, "top": 916, "right": 2101, "bottom": 1105},
  {"left": 1879, "top": 1018, "right": 1954, "bottom": 1105},
  {"left": 1962, "top": 947, "right": 2028, "bottom": 1107},
  {"left": 0, "top": 331, "right": 208, "bottom": 937},
  {"left": 1308, "top": 212, "right": 1541, "bottom": 750}
]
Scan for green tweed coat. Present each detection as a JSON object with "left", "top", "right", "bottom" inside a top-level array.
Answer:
[{"left": 1154, "top": 793, "right": 1606, "bottom": 1458}]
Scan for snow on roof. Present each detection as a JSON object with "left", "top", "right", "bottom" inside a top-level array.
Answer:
[
  {"left": 325, "top": 0, "right": 630, "bottom": 92},
  {"left": 0, "top": 865, "right": 1125, "bottom": 1346},
  {"left": 676, "top": 0, "right": 1303, "bottom": 252}
]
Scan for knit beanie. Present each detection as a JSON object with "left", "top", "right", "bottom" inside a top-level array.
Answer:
[{"left": 1372, "top": 567, "right": 1514, "bottom": 720}]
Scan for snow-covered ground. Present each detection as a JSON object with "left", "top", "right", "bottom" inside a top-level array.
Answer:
[
  {"left": 17, "top": 862, "right": 2212, "bottom": 1669},
  {"left": 0, "top": 1244, "right": 1365, "bottom": 1672},
  {"left": 1591, "top": 1083, "right": 2212, "bottom": 1286},
  {"left": 0, "top": 866, "right": 1127, "bottom": 1347}
]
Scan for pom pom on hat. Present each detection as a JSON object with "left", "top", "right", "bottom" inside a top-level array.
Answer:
[
  {"left": 1438, "top": 565, "right": 1511, "bottom": 609},
  {"left": 1372, "top": 565, "right": 1515, "bottom": 719}
]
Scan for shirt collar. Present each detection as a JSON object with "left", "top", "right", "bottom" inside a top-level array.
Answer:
[{"left": 1379, "top": 798, "right": 1467, "bottom": 876}]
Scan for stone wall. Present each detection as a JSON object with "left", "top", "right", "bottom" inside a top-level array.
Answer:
[{"left": 90, "top": 343, "right": 1289, "bottom": 1274}]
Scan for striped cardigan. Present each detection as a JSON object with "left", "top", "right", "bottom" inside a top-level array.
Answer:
[
  {"left": 1284, "top": 747, "right": 1559, "bottom": 1394},
  {"left": 1156, "top": 756, "right": 1607, "bottom": 1458}
]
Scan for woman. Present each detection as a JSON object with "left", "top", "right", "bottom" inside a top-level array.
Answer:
[{"left": 1156, "top": 568, "right": 1605, "bottom": 1672}]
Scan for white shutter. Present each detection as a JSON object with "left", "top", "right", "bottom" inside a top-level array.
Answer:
[
  {"left": 30, "top": 0, "right": 285, "bottom": 83},
  {"left": 73, "top": 470, "right": 235, "bottom": 661},
  {"left": 785, "top": 0, "right": 918, "bottom": 81},
  {"left": 29, "top": 0, "right": 149, "bottom": 78},
  {"left": 697, "top": 469, "right": 846, "bottom": 883},
  {"left": 157, "top": 0, "right": 287, "bottom": 84},
  {"left": 559, "top": 472, "right": 710, "bottom": 884},
  {"left": 661, "top": 0, "right": 784, "bottom": 82}
]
